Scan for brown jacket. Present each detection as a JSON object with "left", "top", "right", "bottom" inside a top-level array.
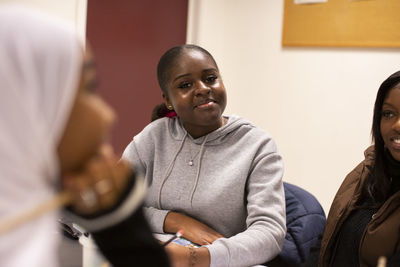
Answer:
[{"left": 319, "top": 146, "right": 400, "bottom": 267}]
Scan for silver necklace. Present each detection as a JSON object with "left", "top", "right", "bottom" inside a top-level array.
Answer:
[{"left": 188, "top": 142, "right": 201, "bottom": 166}]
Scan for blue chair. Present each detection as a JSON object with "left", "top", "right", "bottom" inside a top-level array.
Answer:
[{"left": 267, "top": 182, "right": 326, "bottom": 267}]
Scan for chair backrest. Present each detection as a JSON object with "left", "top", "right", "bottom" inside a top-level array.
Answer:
[{"left": 267, "top": 182, "right": 326, "bottom": 267}]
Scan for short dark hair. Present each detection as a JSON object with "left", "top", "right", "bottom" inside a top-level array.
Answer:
[
  {"left": 156, "top": 44, "right": 218, "bottom": 95},
  {"left": 363, "top": 70, "right": 400, "bottom": 205}
]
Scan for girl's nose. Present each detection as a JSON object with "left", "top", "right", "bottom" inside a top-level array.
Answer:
[
  {"left": 194, "top": 81, "right": 211, "bottom": 96},
  {"left": 392, "top": 117, "right": 400, "bottom": 132}
]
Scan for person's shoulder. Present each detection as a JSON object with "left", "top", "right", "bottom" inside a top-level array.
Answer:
[
  {"left": 130, "top": 119, "right": 165, "bottom": 147},
  {"left": 137, "top": 117, "right": 170, "bottom": 136},
  {"left": 229, "top": 115, "right": 274, "bottom": 140},
  {"left": 347, "top": 145, "right": 375, "bottom": 178},
  {"left": 224, "top": 115, "right": 280, "bottom": 155},
  {"left": 363, "top": 145, "right": 375, "bottom": 165},
  {"left": 134, "top": 117, "right": 184, "bottom": 145},
  {"left": 335, "top": 146, "right": 374, "bottom": 198}
]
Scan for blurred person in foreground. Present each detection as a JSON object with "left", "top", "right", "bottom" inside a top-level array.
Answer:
[{"left": 0, "top": 5, "right": 169, "bottom": 267}]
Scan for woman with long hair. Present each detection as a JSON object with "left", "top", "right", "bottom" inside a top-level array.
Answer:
[{"left": 313, "top": 71, "right": 400, "bottom": 267}]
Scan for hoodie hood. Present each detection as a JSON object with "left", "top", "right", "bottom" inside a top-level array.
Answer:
[{"left": 168, "top": 114, "right": 252, "bottom": 145}]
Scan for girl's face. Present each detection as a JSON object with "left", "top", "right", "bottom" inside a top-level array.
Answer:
[
  {"left": 380, "top": 86, "right": 400, "bottom": 161},
  {"left": 164, "top": 49, "right": 227, "bottom": 138},
  {"left": 58, "top": 48, "right": 116, "bottom": 173}
]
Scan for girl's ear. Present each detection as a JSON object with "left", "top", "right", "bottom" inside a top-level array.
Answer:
[{"left": 163, "top": 94, "right": 173, "bottom": 110}]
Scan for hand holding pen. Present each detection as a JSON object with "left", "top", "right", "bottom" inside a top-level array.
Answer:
[{"left": 162, "top": 230, "right": 184, "bottom": 247}]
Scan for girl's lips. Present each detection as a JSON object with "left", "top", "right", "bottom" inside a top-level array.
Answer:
[
  {"left": 195, "top": 100, "right": 216, "bottom": 109},
  {"left": 198, "top": 102, "right": 214, "bottom": 108},
  {"left": 390, "top": 137, "right": 400, "bottom": 150}
]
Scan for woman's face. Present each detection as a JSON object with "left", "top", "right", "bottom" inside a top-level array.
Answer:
[
  {"left": 58, "top": 48, "right": 116, "bottom": 174},
  {"left": 164, "top": 49, "right": 227, "bottom": 138},
  {"left": 380, "top": 86, "right": 400, "bottom": 161}
]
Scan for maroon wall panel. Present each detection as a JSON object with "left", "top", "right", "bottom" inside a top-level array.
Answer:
[{"left": 87, "top": 0, "right": 188, "bottom": 154}]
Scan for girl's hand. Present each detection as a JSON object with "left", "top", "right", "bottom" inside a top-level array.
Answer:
[
  {"left": 164, "top": 211, "right": 224, "bottom": 246},
  {"left": 62, "top": 144, "right": 132, "bottom": 215}
]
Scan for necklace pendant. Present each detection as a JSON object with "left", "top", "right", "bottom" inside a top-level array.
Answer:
[{"left": 189, "top": 160, "right": 194, "bottom": 166}]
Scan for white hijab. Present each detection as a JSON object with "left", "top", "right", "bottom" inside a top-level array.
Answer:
[{"left": 0, "top": 5, "right": 82, "bottom": 266}]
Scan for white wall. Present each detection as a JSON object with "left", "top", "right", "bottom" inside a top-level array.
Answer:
[
  {"left": 0, "top": 0, "right": 87, "bottom": 44},
  {"left": 187, "top": 0, "right": 400, "bottom": 212}
]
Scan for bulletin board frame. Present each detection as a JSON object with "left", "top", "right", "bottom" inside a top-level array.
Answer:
[{"left": 282, "top": 0, "right": 400, "bottom": 48}]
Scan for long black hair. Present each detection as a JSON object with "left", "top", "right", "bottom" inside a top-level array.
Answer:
[
  {"left": 362, "top": 71, "right": 400, "bottom": 206},
  {"left": 156, "top": 44, "right": 218, "bottom": 95}
]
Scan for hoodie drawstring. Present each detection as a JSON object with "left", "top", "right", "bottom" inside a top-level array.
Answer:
[
  {"left": 189, "top": 135, "right": 208, "bottom": 206},
  {"left": 157, "top": 132, "right": 209, "bottom": 209},
  {"left": 157, "top": 131, "right": 187, "bottom": 209}
]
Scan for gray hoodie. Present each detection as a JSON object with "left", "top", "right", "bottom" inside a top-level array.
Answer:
[{"left": 122, "top": 115, "right": 286, "bottom": 267}]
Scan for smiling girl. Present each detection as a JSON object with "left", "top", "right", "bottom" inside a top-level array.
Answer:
[
  {"left": 122, "top": 44, "right": 286, "bottom": 267},
  {"left": 312, "top": 71, "right": 400, "bottom": 267}
]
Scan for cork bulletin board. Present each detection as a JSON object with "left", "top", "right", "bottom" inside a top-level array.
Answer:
[{"left": 282, "top": 0, "right": 400, "bottom": 48}]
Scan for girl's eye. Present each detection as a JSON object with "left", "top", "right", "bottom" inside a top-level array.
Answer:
[
  {"left": 205, "top": 75, "right": 217, "bottom": 83},
  {"left": 178, "top": 82, "right": 191, "bottom": 89},
  {"left": 382, "top": 110, "right": 395, "bottom": 119}
]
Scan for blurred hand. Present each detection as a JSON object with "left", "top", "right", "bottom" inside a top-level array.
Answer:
[
  {"left": 62, "top": 144, "right": 132, "bottom": 215},
  {"left": 165, "top": 212, "right": 224, "bottom": 245}
]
